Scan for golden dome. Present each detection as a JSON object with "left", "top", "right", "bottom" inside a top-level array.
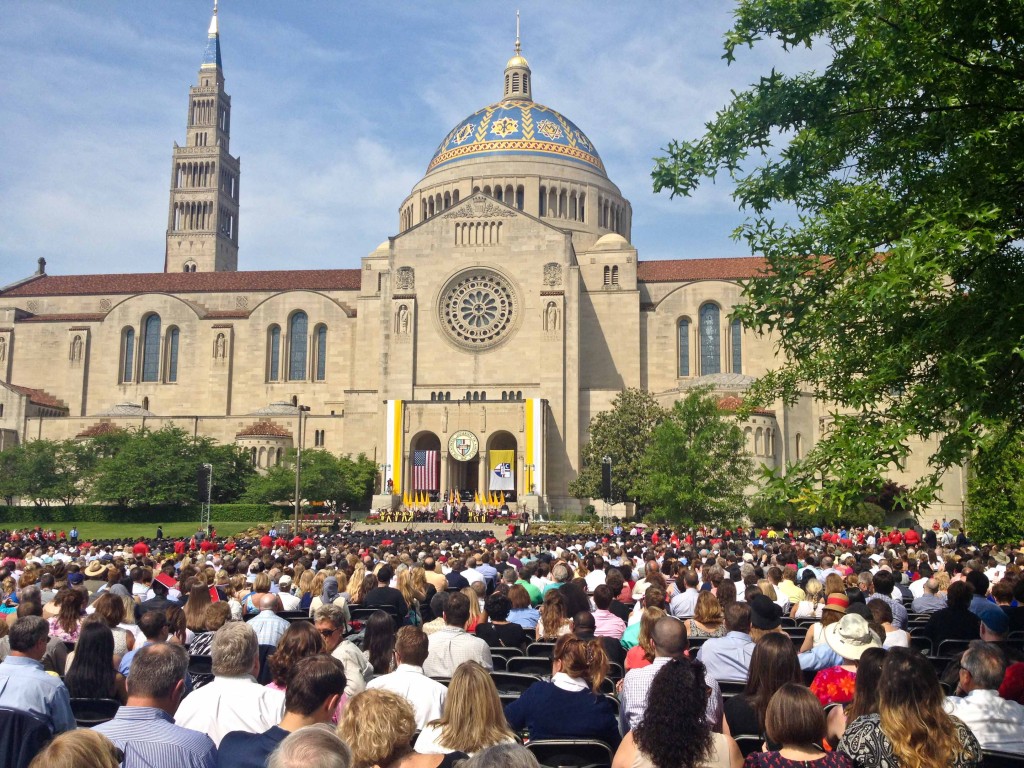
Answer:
[{"left": 506, "top": 53, "right": 530, "bottom": 69}]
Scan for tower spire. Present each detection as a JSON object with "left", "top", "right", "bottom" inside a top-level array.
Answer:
[
  {"left": 202, "top": 0, "right": 222, "bottom": 70},
  {"left": 165, "top": 2, "right": 239, "bottom": 273},
  {"left": 515, "top": 10, "right": 521, "bottom": 55},
  {"left": 503, "top": 10, "right": 532, "bottom": 101}
]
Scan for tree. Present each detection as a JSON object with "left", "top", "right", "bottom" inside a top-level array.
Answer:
[
  {"left": 634, "top": 388, "right": 754, "bottom": 525},
  {"left": 653, "top": 2, "right": 1024, "bottom": 511},
  {"left": 966, "top": 424, "right": 1024, "bottom": 543},
  {"left": 243, "top": 450, "right": 378, "bottom": 510},
  {"left": 569, "top": 389, "right": 667, "bottom": 504},
  {"left": 89, "top": 425, "right": 253, "bottom": 507}
]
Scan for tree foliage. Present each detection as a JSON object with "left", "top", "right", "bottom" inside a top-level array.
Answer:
[
  {"left": 569, "top": 389, "right": 667, "bottom": 504},
  {"left": 653, "top": 1, "right": 1024, "bottom": 511},
  {"left": 0, "top": 440, "right": 98, "bottom": 506},
  {"left": 634, "top": 388, "right": 754, "bottom": 526},
  {"left": 88, "top": 426, "right": 253, "bottom": 508},
  {"left": 966, "top": 424, "right": 1024, "bottom": 544},
  {"left": 243, "top": 450, "right": 377, "bottom": 510}
]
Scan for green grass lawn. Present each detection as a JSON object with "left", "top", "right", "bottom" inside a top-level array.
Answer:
[{"left": 62, "top": 521, "right": 263, "bottom": 541}]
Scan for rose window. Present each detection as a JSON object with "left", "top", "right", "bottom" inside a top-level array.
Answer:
[{"left": 439, "top": 271, "right": 517, "bottom": 350}]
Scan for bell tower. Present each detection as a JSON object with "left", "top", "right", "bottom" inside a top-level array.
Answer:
[{"left": 164, "top": 1, "right": 240, "bottom": 273}]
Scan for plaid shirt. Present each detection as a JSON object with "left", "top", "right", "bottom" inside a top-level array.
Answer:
[
  {"left": 423, "top": 626, "right": 493, "bottom": 677},
  {"left": 247, "top": 610, "right": 289, "bottom": 647},
  {"left": 620, "top": 656, "right": 723, "bottom": 734}
]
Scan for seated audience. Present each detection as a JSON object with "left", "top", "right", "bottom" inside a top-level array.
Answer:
[{"left": 416, "top": 661, "right": 516, "bottom": 755}]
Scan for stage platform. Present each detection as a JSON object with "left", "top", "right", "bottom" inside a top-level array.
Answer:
[{"left": 350, "top": 521, "right": 508, "bottom": 537}]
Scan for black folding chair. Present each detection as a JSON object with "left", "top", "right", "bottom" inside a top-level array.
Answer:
[
  {"left": 507, "top": 656, "right": 554, "bottom": 676},
  {"left": 490, "top": 671, "right": 542, "bottom": 695},
  {"left": 526, "top": 739, "right": 614, "bottom": 768},
  {"left": 527, "top": 642, "right": 556, "bottom": 658},
  {"left": 733, "top": 734, "right": 764, "bottom": 758},
  {"left": 70, "top": 697, "right": 121, "bottom": 727},
  {"left": 0, "top": 706, "right": 52, "bottom": 768}
]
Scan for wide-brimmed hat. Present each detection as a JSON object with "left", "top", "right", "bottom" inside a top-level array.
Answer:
[
  {"left": 83, "top": 560, "right": 106, "bottom": 578},
  {"left": 749, "top": 594, "right": 783, "bottom": 630},
  {"left": 823, "top": 593, "right": 849, "bottom": 614},
  {"left": 824, "top": 613, "right": 881, "bottom": 660}
]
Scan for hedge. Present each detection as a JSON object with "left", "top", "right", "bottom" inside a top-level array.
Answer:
[{"left": 0, "top": 504, "right": 281, "bottom": 525}]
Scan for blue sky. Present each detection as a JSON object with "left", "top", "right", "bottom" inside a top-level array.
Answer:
[{"left": 0, "top": 2, "right": 819, "bottom": 287}]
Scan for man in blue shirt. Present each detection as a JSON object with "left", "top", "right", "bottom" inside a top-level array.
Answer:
[
  {"left": 95, "top": 642, "right": 217, "bottom": 768},
  {"left": 0, "top": 615, "right": 75, "bottom": 734},
  {"left": 220, "top": 654, "right": 347, "bottom": 768}
]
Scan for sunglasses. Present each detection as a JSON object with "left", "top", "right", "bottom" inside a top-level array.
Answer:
[{"left": 318, "top": 627, "right": 340, "bottom": 638}]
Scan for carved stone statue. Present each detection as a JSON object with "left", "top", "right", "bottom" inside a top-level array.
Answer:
[
  {"left": 397, "top": 305, "right": 410, "bottom": 334},
  {"left": 70, "top": 335, "right": 83, "bottom": 362},
  {"left": 545, "top": 301, "right": 560, "bottom": 331},
  {"left": 214, "top": 333, "right": 226, "bottom": 359}
]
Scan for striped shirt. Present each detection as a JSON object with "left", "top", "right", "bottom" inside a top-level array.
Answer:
[{"left": 94, "top": 705, "right": 217, "bottom": 768}]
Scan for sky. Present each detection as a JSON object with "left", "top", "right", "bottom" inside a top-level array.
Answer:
[{"left": 0, "top": 1, "right": 822, "bottom": 287}]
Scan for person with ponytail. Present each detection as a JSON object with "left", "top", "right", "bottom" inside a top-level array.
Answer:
[
  {"left": 837, "top": 646, "right": 981, "bottom": 768},
  {"left": 504, "top": 634, "right": 620, "bottom": 748}
]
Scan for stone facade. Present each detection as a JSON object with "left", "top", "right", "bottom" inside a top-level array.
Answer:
[{"left": 0, "top": 9, "right": 966, "bottom": 521}]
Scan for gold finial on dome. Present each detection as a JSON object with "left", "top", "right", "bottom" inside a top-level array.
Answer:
[{"left": 503, "top": 10, "right": 532, "bottom": 102}]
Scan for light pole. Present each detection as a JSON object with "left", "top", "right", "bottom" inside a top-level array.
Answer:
[{"left": 293, "top": 404, "right": 311, "bottom": 533}]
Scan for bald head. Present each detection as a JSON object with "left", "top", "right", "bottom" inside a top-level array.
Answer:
[
  {"left": 257, "top": 593, "right": 283, "bottom": 612},
  {"left": 572, "top": 611, "right": 596, "bottom": 635},
  {"left": 652, "top": 616, "right": 688, "bottom": 658}
]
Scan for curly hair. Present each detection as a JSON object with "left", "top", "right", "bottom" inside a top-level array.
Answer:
[
  {"left": 339, "top": 688, "right": 416, "bottom": 768},
  {"left": 266, "top": 621, "right": 325, "bottom": 687},
  {"left": 633, "top": 658, "right": 713, "bottom": 768}
]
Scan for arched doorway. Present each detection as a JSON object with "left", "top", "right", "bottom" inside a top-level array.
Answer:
[
  {"left": 487, "top": 431, "right": 518, "bottom": 502},
  {"left": 409, "top": 432, "right": 441, "bottom": 500}
]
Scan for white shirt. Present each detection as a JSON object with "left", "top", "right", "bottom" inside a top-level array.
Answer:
[
  {"left": 366, "top": 664, "right": 447, "bottom": 729},
  {"left": 174, "top": 675, "right": 285, "bottom": 747},
  {"left": 463, "top": 568, "right": 486, "bottom": 587},
  {"left": 944, "top": 689, "right": 1024, "bottom": 754},
  {"left": 277, "top": 590, "right": 301, "bottom": 611},
  {"left": 331, "top": 639, "right": 373, "bottom": 698},
  {"left": 584, "top": 570, "right": 606, "bottom": 591}
]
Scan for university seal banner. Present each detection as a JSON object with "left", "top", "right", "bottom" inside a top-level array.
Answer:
[
  {"left": 489, "top": 450, "right": 515, "bottom": 491},
  {"left": 448, "top": 430, "right": 479, "bottom": 462}
]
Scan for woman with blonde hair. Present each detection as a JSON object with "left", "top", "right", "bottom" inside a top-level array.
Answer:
[
  {"left": 349, "top": 563, "right": 368, "bottom": 601},
  {"left": 504, "top": 634, "right": 619, "bottom": 747},
  {"left": 415, "top": 661, "right": 516, "bottom": 755},
  {"left": 462, "top": 586, "right": 484, "bottom": 633},
  {"left": 791, "top": 578, "right": 825, "bottom": 619},
  {"left": 397, "top": 568, "right": 422, "bottom": 626},
  {"left": 296, "top": 569, "right": 316, "bottom": 611},
  {"left": 838, "top": 647, "right": 981, "bottom": 767},
  {"left": 625, "top": 606, "right": 665, "bottom": 671},
  {"left": 28, "top": 728, "right": 123, "bottom": 768},
  {"left": 686, "top": 591, "right": 726, "bottom": 639},
  {"left": 535, "top": 588, "right": 571, "bottom": 640},
  {"left": 225, "top": 574, "right": 247, "bottom": 621},
  {"left": 341, "top": 688, "right": 469, "bottom": 768}
]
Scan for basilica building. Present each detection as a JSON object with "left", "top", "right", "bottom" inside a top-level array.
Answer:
[{"left": 0, "top": 8, "right": 962, "bottom": 519}]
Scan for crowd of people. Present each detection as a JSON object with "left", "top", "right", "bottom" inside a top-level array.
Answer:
[{"left": 0, "top": 519, "right": 1021, "bottom": 768}]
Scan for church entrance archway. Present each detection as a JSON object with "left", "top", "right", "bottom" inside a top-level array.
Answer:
[
  {"left": 486, "top": 431, "right": 518, "bottom": 501},
  {"left": 409, "top": 432, "right": 441, "bottom": 498}
]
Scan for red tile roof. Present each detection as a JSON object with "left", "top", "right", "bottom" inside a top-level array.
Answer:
[
  {"left": 75, "top": 422, "right": 124, "bottom": 439},
  {"left": 1, "top": 269, "right": 362, "bottom": 297},
  {"left": 236, "top": 421, "right": 293, "bottom": 438},
  {"left": 9, "top": 384, "right": 69, "bottom": 411},
  {"left": 717, "top": 395, "right": 775, "bottom": 417},
  {"left": 637, "top": 257, "right": 768, "bottom": 282}
]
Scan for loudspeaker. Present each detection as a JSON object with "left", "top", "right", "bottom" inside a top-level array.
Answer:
[{"left": 196, "top": 465, "right": 211, "bottom": 502}]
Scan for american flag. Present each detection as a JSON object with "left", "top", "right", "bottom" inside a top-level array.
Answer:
[{"left": 412, "top": 450, "right": 439, "bottom": 491}]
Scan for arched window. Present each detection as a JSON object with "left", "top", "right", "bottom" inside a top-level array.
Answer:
[
  {"left": 731, "top": 318, "right": 742, "bottom": 373},
  {"left": 166, "top": 327, "right": 179, "bottom": 383},
  {"left": 611, "top": 266, "right": 619, "bottom": 285},
  {"left": 603, "top": 266, "right": 610, "bottom": 285},
  {"left": 699, "top": 303, "right": 721, "bottom": 375},
  {"left": 755, "top": 428, "right": 763, "bottom": 455},
  {"left": 267, "top": 325, "right": 281, "bottom": 381},
  {"left": 677, "top": 318, "right": 690, "bottom": 377},
  {"left": 140, "top": 315, "right": 161, "bottom": 382},
  {"left": 121, "top": 327, "right": 136, "bottom": 383},
  {"left": 314, "top": 324, "right": 327, "bottom": 382},
  {"left": 288, "top": 312, "right": 308, "bottom": 381}
]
